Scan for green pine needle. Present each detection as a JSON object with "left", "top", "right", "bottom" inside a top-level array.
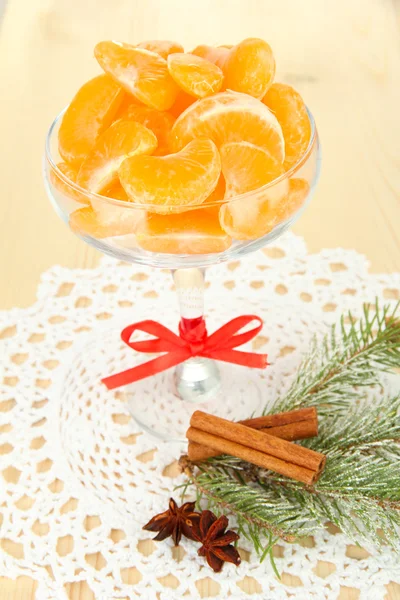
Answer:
[{"left": 272, "top": 299, "right": 400, "bottom": 415}]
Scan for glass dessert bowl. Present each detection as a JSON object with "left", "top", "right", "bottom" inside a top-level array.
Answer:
[{"left": 44, "top": 107, "right": 320, "bottom": 441}]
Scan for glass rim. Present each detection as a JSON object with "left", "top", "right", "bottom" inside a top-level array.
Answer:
[{"left": 44, "top": 104, "right": 317, "bottom": 211}]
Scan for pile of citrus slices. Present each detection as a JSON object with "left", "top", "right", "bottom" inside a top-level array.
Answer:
[{"left": 52, "top": 38, "right": 312, "bottom": 254}]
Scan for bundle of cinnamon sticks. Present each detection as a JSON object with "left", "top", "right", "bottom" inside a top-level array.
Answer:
[{"left": 186, "top": 407, "right": 326, "bottom": 485}]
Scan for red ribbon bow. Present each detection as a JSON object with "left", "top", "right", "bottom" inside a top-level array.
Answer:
[{"left": 102, "top": 315, "right": 269, "bottom": 390}]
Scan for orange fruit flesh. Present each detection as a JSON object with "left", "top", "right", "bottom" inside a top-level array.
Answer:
[
  {"left": 191, "top": 45, "right": 229, "bottom": 69},
  {"left": 69, "top": 206, "right": 143, "bottom": 239},
  {"left": 167, "top": 53, "right": 223, "bottom": 98},
  {"left": 204, "top": 174, "right": 226, "bottom": 204},
  {"left": 90, "top": 181, "right": 146, "bottom": 234},
  {"left": 50, "top": 162, "right": 89, "bottom": 205},
  {"left": 76, "top": 120, "right": 157, "bottom": 193},
  {"left": 94, "top": 41, "right": 179, "bottom": 111},
  {"left": 59, "top": 38, "right": 312, "bottom": 252},
  {"left": 220, "top": 141, "right": 286, "bottom": 199},
  {"left": 169, "top": 90, "right": 197, "bottom": 118},
  {"left": 170, "top": 91, "right": 285, "bottom": 162},
  {"left": 277, "top": 177, "right": 309, "bottom": 220},
  {"left": 69, "top": 206, "right": 141, "bottom": 239},
  {"left": 219, "top": 176, "right": 308, "bottom": 240},
  {"left": 136, "top": 207, "right": 231, "bottom": 254},
  {"left": 101, "top": 180, "right": 130, "bottom": 201},
  {"left": 119, "top": 104, "right": 175, "bottom": 155},
  {"left": 262, "top": 83, "right": 311, "bottom": 170},
  {"left": 137, "top": 40, "right": 184, "bottom": 59},
  {"left": 223, "top": 38, "right": 275, "bottom": 99},
  {"left": 119, "top": 138, "right": 221, "bottom": 212},
  {"left": 58, "top": 74, "right": 125, "bottom": 167},
  {"left": 114, "top": 93, "right": 143, "bottom": 117}
]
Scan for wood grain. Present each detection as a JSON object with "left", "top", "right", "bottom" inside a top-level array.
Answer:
[{"left": 0, "top": 0, "right": 399, "bottom": 598}]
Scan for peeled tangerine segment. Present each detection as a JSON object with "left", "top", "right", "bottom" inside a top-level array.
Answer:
[
  {"left": 192, "top": 38, "right": 275, "bottom": 99},
  {"left": 223, "top": 38, "right": 275, "bottom": 99},
  {"left": 137, "top": 40, "right": 184, "bottom": 60},
  {"left": 220, "top": 142, "right": 285, "bottom": 199},
  {"left": 169, "top": 90, "right": 197, "bottom": 118},
  {"left": 204, "top": 174, "right": 226, "bottom": 204},
  {"left": 70, "top": 179, "right": 145, "bottom": 240},
  {"left": 94, "top": 41, "right": 179, "bottom": 111},
  {"left": 50, "top": 162, "right": 89, "bottom": 205},
  {"left": 89, "top": 181, "right": 146, "bottom": 236},
  {"left": 191, "top": 45, "right": 230, "bottom": 69},
  {"left": 220, "top": 177, "right": 309, "bottom": 240},
  {"left": 102, "top": 180, "right": 129, "bottom": 200},
  {"left": 171, "top": 91, "right": 285, "bottom": 162},
  {"left": 263, "top": 83, "right": 311, "bottom": 170},
  {"left": 279, "top": 178, "right": 310, "bottom": 220},
  {"left": 136, "top": 207, "right": 231, "bottom": 254},
  {"left": 119, "top": 138, "right": 221, "bottom": 212},
  {"left": 77, "top": 120, "right": 157, "bottom": 193},
  {"left": 167, "top": 53, "right": 223, "bottom": 98},
  {"left": 58, "top": 74, "right": 125, "bottom": 166},
  {"left": 69, "top": 205, "right": 143, "bottom": 239},
  {"left": 119, "top": 104, "right": 175, "bottom": 155}
]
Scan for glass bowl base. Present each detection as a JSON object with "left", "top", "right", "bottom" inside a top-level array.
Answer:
[
  {"left": 125, "top": 360, "right": 264, "bottom": 442},
  {"left": 174, "top": 357, "right": 221, "bottom": 404}
]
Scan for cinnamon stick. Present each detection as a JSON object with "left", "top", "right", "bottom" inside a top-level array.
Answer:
[
  {"left": 188, "top": 418, "right": 317, "bottom": 461},
  {"left": 187, "top": 411, "right": 326, "bottom": 484},
  {"left": 188, "top": 408, "right": 318, "bottom": 461},
  {"left": 187, "top": 427, "right": 320, "bottom": 485},
  {"left": 241, "top": 407, "right": 317, "bottom": 430},
  {"left": 190, "top": 411, "right": 325, "bottom": 472}
]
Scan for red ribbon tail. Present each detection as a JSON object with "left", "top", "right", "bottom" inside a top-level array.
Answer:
[
  {"left": 101, "top": 349, "right": 189, "bottom": 390},
  {"left": 205, "top": 348, "right": 269, "bottom": 369}
]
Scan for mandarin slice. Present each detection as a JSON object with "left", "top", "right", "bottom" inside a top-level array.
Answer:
[
  {"left": 169, "top": 90, "right": 197, "bottom": 118},
  {"left": 77, "top": 120, "right": 157, "bottom": 193},
  {"left": 102, "top": 180, "right": 130, "bottom": 200},
  {"left": 223, "top": 38, "right": 275, "bottom": 98},
  {"left": 90, "top": 180, "right": 145, "bottom": 234},
  {"left": 137, "top": 39, "right": 184, "bottom": 59},
  {"left": 219, "top": 143, "right": 289, "bottom": 240},
  {"left": 191, "top": 45, "right": 229, "bottom": 69},
  {"left": 94, "top": 41, "right": 179, "bottom": 111},
  {"left": 69, "top": 206, "right": 143, "bottom": 239},
  {"left": 50, "top": 162, "right": 89, "bottom": 205},
  {"left": 58, "top": 74, "right": 125, "bottom": 166},
  {"left": 204, "top": 174, "right": 226, "bottom": 204},
  {"left": 262, "top": 83, "right": 311, "bottom": 170},
  {"left": 167, "top": 53, "right": 223, "bottom": 98},
  {"left": 114, "top": 93, "right": 143, "bottom": 118},
  {"left": 219, "top": 175, "right": 307, "bottom": 241},
  {"left": 119, "top": 138, "right": 221, "bottom": 213},
  {"left": 277, "top": 178, "right": 310, "bottom": 221},
  {"left": 119, "top": 104, "right": 175, "bottom": 155},
  {"left": 219, "top": 190, "right": 279, "bottom": 241},
  {"left": 136, "top": 207, "right": 231, "bottom": 254},
  {"left": 220, "top": 141, "right": 286, "bottom": 199},
  {"left": 171, "top": 91, "right": 284, "bottom": 161}
]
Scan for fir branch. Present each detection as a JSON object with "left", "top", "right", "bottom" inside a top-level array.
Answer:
[
  {"left": 271, "top": 300, "right": 400, "bottom": 415},
  {"left": 186, "top": 301, "right": 400, "bottom": 561},
  {"left": 193, "top": 434, "right": 400, "bottom": 553}
]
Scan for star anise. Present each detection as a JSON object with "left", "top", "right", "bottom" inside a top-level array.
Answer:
[
  {"left": 142, "top": 498, "right": 201, "bottom": 546},
  {"left": 191, "top": 509, "right": 241, "bottom": 572}
]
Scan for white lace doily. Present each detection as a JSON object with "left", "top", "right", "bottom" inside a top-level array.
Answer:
[{"left": 1, "top": 232, "right": 400, "bottom": 600}]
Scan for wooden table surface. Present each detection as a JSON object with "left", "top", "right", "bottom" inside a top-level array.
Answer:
[{"left": 0, "top": 0, "right": 399, "bottom": 598}]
